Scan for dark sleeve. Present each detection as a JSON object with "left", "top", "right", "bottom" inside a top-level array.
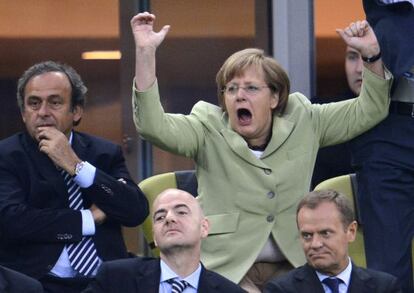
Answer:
[
  {"left": 81, "top": 263, "right": 109, "bottom": 293},
  {"left": 82, "top": 145, "right": 149, "bottom": 227},
  {"left": 263, "top": 280, "right": 286, "bottom": 293},
  {"left": 0, "top": 157, "right": 83, "bottom": 244}
]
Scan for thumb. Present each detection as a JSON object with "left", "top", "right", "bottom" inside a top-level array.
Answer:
[{"left": 159, "top": 25, "right": 170, "bottom": 38}]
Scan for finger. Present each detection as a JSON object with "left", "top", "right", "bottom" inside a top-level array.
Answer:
[{"left": 349, "top": 22, "right": 358, "bottom": 36}]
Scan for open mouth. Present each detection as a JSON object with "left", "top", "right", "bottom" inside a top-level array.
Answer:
[{"left": 237, "top": 108, "right": 252, "bottom": 125}]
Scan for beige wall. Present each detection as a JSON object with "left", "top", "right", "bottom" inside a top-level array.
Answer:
[{"left": 0, "top": 0, "right": 119, "bottom": 38}]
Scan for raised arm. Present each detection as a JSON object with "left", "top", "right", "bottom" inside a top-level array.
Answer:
[
  {"left": 131, "top": 12, "right": 170, "bottom": 90},
  {"left": 337, "top": 20, "right": 384, "bottom": 78}
]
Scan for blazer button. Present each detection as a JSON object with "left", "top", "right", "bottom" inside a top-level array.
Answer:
[
  {"left": 267, "top": 215, "right": 274, "bottom": 222},
  {"left": 267, "top": 191, "right": 275, "bottom": 199},
  {"left": 264, "top": 168, "right": 272, "bottom": 175}
]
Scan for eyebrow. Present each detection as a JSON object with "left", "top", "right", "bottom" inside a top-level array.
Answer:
[{"left": 152, "top": 204, "right": 190, "bottom": 219}]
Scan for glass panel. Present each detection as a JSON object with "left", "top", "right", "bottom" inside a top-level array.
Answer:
[
  {"left": 0, "top": 0, "right": 121, "bottom": 142},
  {"left": 314, "top": 0, "right": 365, "bottom": 98},
  {"left": 150, "top": 0, "right": 258, "bottom": 174}
]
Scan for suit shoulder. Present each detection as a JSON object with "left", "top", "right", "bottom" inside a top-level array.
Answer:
[
  {"left": 101, "top": 257, "right": 158, "bottom": 273},
  {"left": 355, "top": 266, "right": 400, "bottom": 286},
  {"left": 203, "top": 268, "right": 245, "bottom": 292},
  {"left": 75, "top": 132, "right": 119, "bottom": 148},
  {"left": 264, "top": 266, "right": 308, "bottom": 293},
  {"left": 0, "top": 133, "right": 23, "bottom": 151}
]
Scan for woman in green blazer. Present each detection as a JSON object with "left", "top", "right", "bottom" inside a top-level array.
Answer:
[{"left": 130, "top": 13, "right": 392, "bottom": 292}]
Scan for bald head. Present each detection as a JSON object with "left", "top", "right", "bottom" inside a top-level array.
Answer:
[{"left": 152, "top": 188, "right": 209, "bottom": 255}]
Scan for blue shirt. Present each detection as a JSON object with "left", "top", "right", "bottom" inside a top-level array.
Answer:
[{"left": 159, "top": 260, "right": 201, "bottom": 293}]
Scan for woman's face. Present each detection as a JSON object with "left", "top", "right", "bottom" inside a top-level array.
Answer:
[{"left": 224, "top": 65, "right": 278, "bottom": 147}]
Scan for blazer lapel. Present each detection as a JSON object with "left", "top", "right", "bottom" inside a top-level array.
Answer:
[
  {"left": 220, "top": 127, "right": 268, "bottom": 168},
  {"left": 22, "top": 132, "right": 68, "bottom": 200},
  {"left": 262, "top": 115, "right": 295, "bottom": 159}
]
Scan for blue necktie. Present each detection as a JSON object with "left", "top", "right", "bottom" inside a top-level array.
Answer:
[
  {"left": 168, "top": 278, "right": 189, "bottom": 293},
  {"left": 62, "top": 170, "right": 100, "bottom": 277},
  {"left": 322, "top": 277, "right": 341, "bottom": 293}
]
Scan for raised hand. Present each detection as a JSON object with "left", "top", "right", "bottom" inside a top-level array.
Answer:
[
  {"left": 336, "top": 20, "right": 380, "bottom": 59},
  {"left": 130, "top": 12, "right": 170, "bottom": 50}
]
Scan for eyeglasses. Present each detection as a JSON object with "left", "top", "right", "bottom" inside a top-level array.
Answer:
[{"left": 222, "top": 84, "right": 270, "bottom": 96}]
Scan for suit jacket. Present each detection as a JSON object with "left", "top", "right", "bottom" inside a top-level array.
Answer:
[
  {"left": 0, "top": 265, "right": 43, "bottom": 293},
  {"left": 0, "top": 131, "right": 149, "bottom": 279},
  {"left": 82, "top": 257, "right": 245, "bottom": 293},
  {"left": 133, "top": 68, "right": 392, "bottom": 283},
  {"left": 264, "top": 263, "right": 401, "bottom": 293},
  {"left": 363, "top": 0, "right": 414, "bottom": 78}
]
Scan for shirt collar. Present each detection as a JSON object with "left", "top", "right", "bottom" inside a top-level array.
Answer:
[
  {"left": 69, "top": 131, "right": 73, "bottom": 145},
  {"left": 316, "top": 257, "right": 352, "bottom": 287},
  {"left": 160, "top": 259, "right": 202, "bottom": 290}
]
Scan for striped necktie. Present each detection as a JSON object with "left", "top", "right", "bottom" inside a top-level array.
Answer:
[
  {"left": 322, "top": 277, "right": 341, "bottom": 293},
  {"left": 168, "top": 278, "right": 189, "bottom": 293},
  {"left": 61, "top": 170, "right": 100, "bottom": 277}
]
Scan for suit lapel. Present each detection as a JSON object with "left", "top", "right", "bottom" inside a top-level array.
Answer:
[
  {"left": 348, "top": 264, "right": 376, "bottom": 293},
  {"left": 0, "top": 268, "right": 9, "bottom": 292},
  {"left": 22, "top": 132, "right": 68, "bottom": 200},
  {"left": 294, "top": 265, "right": 325, "bottom": 293},
  {"left": 134, "top": 259, "right": 161, "bottom": 293},
  {"left": 71, "top": 132, "right": 89, "bottom": 161},
  {"left": 198, "top": 266, "right": 220, "bottom": 293}
]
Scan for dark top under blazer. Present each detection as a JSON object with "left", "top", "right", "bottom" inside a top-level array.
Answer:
[
  {"left": 264, "top": 263, "right": 401, "bottom": 293},
  {"left": 0, "top": 265, "right": 43, "bottom": 293},
  {"left": 82, "top": 257, "right": 246, "bottom": 293},
  {"left": 0, "top": 131, "right": 148, "bottom": 279}
]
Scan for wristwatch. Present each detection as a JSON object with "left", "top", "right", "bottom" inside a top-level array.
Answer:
[
  {"left": 361, "top": 51, "right": 381, "bottom": 63},
  {"left": 74, "top": 161, "right": 86, "bottom": 176}
]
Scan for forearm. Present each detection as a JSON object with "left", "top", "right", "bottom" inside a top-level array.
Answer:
[{"left": 135, "top": 47, "right": 157, "bottom": 91}]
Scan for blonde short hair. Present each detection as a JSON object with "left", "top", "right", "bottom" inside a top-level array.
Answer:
[{"left": 216, "top": 48, "right": 290, "bottom": 114}]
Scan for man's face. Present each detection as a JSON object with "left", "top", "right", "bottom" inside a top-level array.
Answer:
[
  {"left": 152, "top": 189, "right": 209, "bottom": 254},
  {"left": 21, "top": 71, "right": 82, "bottom": 141},
  {"left": 345, "top": 46, "right": 363, "bottom": 95},
  {"left": 298, "top": 201, "right": 357, "bottom": 276}
]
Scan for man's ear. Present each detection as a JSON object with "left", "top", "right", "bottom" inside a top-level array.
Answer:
[
  {"left": 346, "top": 221, "right": 358, "bottom": 243},
  {"left": 72, "top": 105, "right": 83, "bottom": 124},
  {"left": 200, "top": 218, "right": 210, "bottom": 239}
]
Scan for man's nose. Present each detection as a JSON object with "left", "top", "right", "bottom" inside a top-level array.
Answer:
[
  {"left": 310, "top": 235, "right": 323, "bottom": 249},
  {"left": 38, "top": 102, "right": 50, "bottom": 116},
  {"left": 165, "top": 211, "right": 176, "bottom": 223}
]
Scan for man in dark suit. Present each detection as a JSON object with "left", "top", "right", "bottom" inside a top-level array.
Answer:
[
  {"left": 0, "top": 61, "right": 149, "bottom": 292},
  {"left": 350, "top": 1, "right": 414, "bottom": 292},
  {"left": 0, "top": 265, "right": 43, "bottom": 293},
  {"left": 264, "top": 190, "right": 401, "bottom": 293},
  {"left": 84, "top": 188, "right": 245, "bottom": 293}
]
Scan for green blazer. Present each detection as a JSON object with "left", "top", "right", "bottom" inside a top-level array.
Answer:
[{"left": 132, "top": 68, "right": 392, "bottom": 283}]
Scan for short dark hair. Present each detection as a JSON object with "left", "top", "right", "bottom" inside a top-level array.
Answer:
[
  {"left": 17, "top": 61, "right": 87, "bottom": 126},
  {"left": 296, "top": 189, "right": 355, "bottom": 230}
]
